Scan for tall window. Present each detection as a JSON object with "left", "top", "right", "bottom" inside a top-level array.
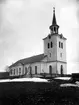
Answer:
[
  {"left": 25, "top": 67, "right": 27, "bottom": 74},
  {"left": 19, "top": 68, "right": 21, "bottom": 75},
  {"left": 14, "top": 69, "right": 15, "bottom": 75},
  {"left": 51, "top": 42, "right": 53, "bottom": 48},
  {"left": 10, "top": 69, "right": 12, "bottom": 75},
  {"left": 11, "top": 70, "right": 13, "bottom": 75},
  {"left": 48, "top": 43, "right": 50, "bottom": 48},
  {"left": 61, "top": 43, "right": 63, "bottom": 49},
  {"left": 16, "top": 68, "right": 18, "bottom": 75},
  {"left": 59, "top": 42, "right": 63, "bottom": 49},
  {"left": 30, "top": 67, "right": 32, "bottom": 74},
  {"left": 59, "top": 42, "right": 61, "bottom": 48},
  {"left": 35, "top": 66, "right": 37, "bottom": 74}
]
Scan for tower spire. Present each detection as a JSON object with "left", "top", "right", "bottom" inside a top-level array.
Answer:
[
  {"left": 52, "top": 7, "right": 57, "bottom": 25},
  {"left": 49, "top": 7, "right": 59, "bottom": 34}
]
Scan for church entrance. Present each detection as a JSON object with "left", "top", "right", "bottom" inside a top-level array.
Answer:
[
  {"left": 60, "top": 65, "right": 63, "bottom": 75},
  {"left": 49, "top": 65, "right": 52, "bottom": 75}
]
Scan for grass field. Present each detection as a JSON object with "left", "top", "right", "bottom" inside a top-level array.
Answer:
[{"left": 0, "top": 78, "right": 79, "bottom": 105}]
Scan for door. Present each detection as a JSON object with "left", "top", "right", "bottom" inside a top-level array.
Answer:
[
  {"left": 61, "top": 65, "right": 63, "bottom": 75},
  {"left": 49, "top": 65, "right": 52, "bottom": 74}
]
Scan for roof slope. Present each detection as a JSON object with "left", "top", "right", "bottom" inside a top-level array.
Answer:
[{"left": 10, "top": 54, "right": 46, "bottom": 68}]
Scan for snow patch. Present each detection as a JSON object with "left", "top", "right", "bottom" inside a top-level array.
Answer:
[
  {"left": 0, "top": 78, "right": 48, "bottom": 83},
  {"left": 54, "top": 77, "right": 71, "bottom": 80},
  {"left": 60, "top": 83, "right": 78, "bottom": 87},
  {"left": 0, "top": 79, "right": 10, "bottom": 83},
  {"left": 75, "top": 81, "right": 79, "bottom": 86}
]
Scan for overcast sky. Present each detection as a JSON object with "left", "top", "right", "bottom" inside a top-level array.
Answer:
[{"left": 0, "top": 0, "right": 79, "bottom": 74}]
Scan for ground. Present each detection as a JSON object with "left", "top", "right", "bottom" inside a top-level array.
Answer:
[{"left": 0, "top": 77, "right": 79, "bottom": 105}]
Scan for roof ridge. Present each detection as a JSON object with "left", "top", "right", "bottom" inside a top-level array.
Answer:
[
  {"left": 19, "top": 53, "right": 44, "bottom": 62},
  {"left": 9, "top": 53, "right": 45, "bottom": 68}
]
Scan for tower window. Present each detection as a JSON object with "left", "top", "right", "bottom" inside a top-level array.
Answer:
[
  {"left": 59, "top": 42, "right": 63, "bottom": 49},
  {"left": 61, "top": 43, "right": 63, "bottom": 49},
  {"left": 51, "top": 42, "right": 53, "bottom": 48},
  {"left": 59, "top": 42, "right": 61, "bottom": 48},
  {"left": 54, "top": 27, "right": 56, "bottom": 32},
  {"left": 48, "top": 43, "right": 50, "bottom": 48},
  {"left": 35, "top": 66, "right": 37, "bottom": 74}
]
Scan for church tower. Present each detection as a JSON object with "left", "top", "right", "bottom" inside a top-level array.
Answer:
[{"left": 43, "top": 7, "right": 67, "bottom": 74}]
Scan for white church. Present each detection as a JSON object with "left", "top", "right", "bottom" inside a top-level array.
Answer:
[{"left": 9, "top": 8, "right": 67, "bottom": 77}]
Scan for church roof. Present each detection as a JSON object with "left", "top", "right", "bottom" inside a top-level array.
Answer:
[
  {"left": 9, "top": 54, "right": 46, "bottom": 68},
  {"left": 43, "top": 34, "right": 67, "bottom": 40}
]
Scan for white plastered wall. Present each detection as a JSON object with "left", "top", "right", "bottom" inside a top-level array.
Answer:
[
  {"left": 57, "top": 36, "right": 66, "bottom": 62},
  {"left": 57, "top": 62, "right": 67, "bottom": 74}
]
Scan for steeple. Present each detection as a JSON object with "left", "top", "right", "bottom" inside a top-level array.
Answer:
[
  {"left": 49, "top": 7, "right": 59, "bottom": 34},
  {"left": 52, "top": 7, "right": 57, "bottom": 25}
]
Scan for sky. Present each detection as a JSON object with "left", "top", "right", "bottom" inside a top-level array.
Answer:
[{"left": 0, "top": 0, "right": 79, "bottom": 74}]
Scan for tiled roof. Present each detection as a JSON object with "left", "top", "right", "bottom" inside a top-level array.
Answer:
[{"left": 9, "top": 54, "right": 46, "bottom": 68}]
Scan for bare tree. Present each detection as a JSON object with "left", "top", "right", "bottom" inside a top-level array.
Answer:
[{"left": 5, "top": 66, "right": 9, "bottom": 72}]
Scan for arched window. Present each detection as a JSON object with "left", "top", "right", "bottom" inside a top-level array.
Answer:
[
  {"left": 11, "top": 70, "right": 14, "bottom": 76},
  {"left": 54, "top": 27, "right": 56, "bottom": 32},
  {"left": 30, "top": 67, "right": 32, "bottom": 74},
  {"left": 48, "top": 43, "right": 50, "bottom": 48},
  {"left": 61, "top": 43, "right": 63, "bottom": 49},
  {"left": 16, "top": 68, "right": 18, "bottom": 75},
  {"left": 59, "top": 42, "right": 61, "bottom": 48},
  {"left": 14, "top": 69, "right": 15, "bottom": 75},
  {"left": 35, "top": 66, "right": 37, "bottom": 74},
  {"left": 49, "top": 65, "right": 52, "bottom": 74},
  {"left": 10, "top": 69, "right": 12, "bottom": 75},
  {"left": 61, "top": 65, "right": 63, "bottom": 75},
  {"left": 25, "top": 67, "right": 27, "bottom": 74},
  {"left": 51, "top": 42, "right": 53, "bottom": 48},
  {"left": 12, "top": 69, "right": 15, "bottom": 76},
  {"left": 19, "top": 68, "right": 21, "bottom": 75}
]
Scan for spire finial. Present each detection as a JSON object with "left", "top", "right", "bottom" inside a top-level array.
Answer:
[
  {"left": 52, "top": 7, "right": 57, "bottom": 25},
  {"left": 53, "top": 7, "right": 55, "bottom": 13}
]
